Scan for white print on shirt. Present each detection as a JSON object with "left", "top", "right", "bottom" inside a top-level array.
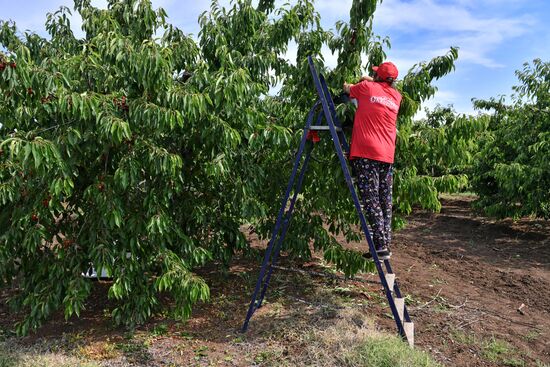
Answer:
[{"left": 370, "top": 96, "right": 398, "bottom": 111}]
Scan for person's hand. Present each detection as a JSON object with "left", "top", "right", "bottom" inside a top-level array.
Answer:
[
  {"left": 343, "top": 82, "right": 352, "bottom": 94},
  {"left": 360, "top": 75, "right": 373, "bottom": 82}
]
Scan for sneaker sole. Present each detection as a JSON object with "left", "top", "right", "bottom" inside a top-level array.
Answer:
[
  {"left": 362, "top": 251, "right": 392, "bottom": 260},
  {"left": 377, "top": 252, "right": 392, "bottom": 260}
]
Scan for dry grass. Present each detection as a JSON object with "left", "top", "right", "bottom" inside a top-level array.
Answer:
[
  {"left": 0, "top": 309, "right": 441, "bottom": 367},
  {"left": 0, "top": 265, "right": 443, "bottom": 366},
  {"left": 246, "top": 307, "right": 441, "bottom": 367},
  {"left": 76, "top": 341, "right": 120, "bottom": 361},
  {"left": 0, "top": 341, "right": 100, "bottom": 367}
]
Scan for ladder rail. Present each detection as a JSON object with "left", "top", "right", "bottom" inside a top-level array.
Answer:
[
  {"left": 318, "top": 73, "right": 350, "bottom": 154},
  {"left": 256, "top": 108, "right": 328, "bottom": 307},
  {"left": 307, "top": 56, "right": 406, "bottom": 338},
  {"left": 256, "top": 107, "right": 323, "bottom": 308},
  {"left": 241, "top": 104, "right": 317, "bottom": 332},
  {"left": 257, "top": 146, "right": 313, "bottom": 306},
  {"left": 316, "top": 59, "right": 412, "bottom": 337}
]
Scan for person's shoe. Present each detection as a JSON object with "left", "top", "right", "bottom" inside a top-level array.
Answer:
[
  {"left": 362, "top": 247, "right": 392, "bottom": 260},
  {"left": 376, "top": 247, "right": 392, "bottom": 260}
]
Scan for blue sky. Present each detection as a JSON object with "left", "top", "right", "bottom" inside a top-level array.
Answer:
[{"left": 1, "top": 0, "right": 548, "bottom": 117}]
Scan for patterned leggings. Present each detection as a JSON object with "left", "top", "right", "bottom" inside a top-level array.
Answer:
[{"left": 352, "top": 158, "right": 393, "bottom": 250}]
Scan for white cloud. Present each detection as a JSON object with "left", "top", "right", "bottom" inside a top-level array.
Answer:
[
  {"left": 414, "top": 89, "right": 475, "bottom": 119},
  {"left": 90, "top": 0, "right": 107, "bottom": 7},
  {"left": 321, "top": 44, "right": 338, "bottom": 68},
  {"left": 314, "top": 0, "right": 352, "bottom": 18},
  {"left": 374, "top": 0, "right": 535, "bottom": 69},
  {"left": 284, "top": 40, "right": 298, "bottom": 65},
  {"left": 375, "top": 0, "right": 530, "bottom": 34}
]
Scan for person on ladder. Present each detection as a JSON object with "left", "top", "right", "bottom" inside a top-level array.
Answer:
[{"left": 343, "top": 62, "right": 402, "bottom": 260}]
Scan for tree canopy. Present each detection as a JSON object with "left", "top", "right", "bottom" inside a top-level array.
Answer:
[
  {"left": 471, "top": 59, "right": 550, "bottom": 219},
  {"left": 0, "top": 0, "right": 459, "bottom": 334}
]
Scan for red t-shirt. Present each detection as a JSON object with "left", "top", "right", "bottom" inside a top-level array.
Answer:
[{"left": 349, "top": 81, "right": 402, "bottom": 163}]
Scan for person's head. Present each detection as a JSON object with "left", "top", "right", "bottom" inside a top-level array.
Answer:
[{"left": 372, "top": 62, "right": 398, "bottom": 85}]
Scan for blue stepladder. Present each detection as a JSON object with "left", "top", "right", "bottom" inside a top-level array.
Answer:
[{"left": 241, "top": 56, "right": 414, "bottom": 347}]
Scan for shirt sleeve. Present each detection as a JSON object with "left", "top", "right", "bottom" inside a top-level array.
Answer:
[{"left": 349, "top": 81, "right": 371, "bottom": 99}]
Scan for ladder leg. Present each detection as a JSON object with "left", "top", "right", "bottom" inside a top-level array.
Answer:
[
  {"left": 242, "top": 108, "right": 316, "bottom": 332},
  {"left": 257, "top": 148, "right": 313, "bottom": 306},
  {"left": 384, "top": 260, "right": 411, "bottom": 323},
  {"left": 384, "top": 262, "right": 414, "bottom": 346}
]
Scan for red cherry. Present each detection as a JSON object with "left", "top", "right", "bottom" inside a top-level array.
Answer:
[
  {"left": 31, "top": 214, "right": 38, "bottom": 222},
  {"left": 27, "top": 88, "right": 34, "bottom": 95},
  {"left": 98, "top": 183, "right": 105, "bottom": 192},
  {"left": 10, "top": 62, "right": 16, "bottom": 69}
]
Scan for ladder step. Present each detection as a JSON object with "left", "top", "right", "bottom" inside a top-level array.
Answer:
[
  {"left": 385, "top": 273, "right": 396, "bottom": 291},
  {"left": 309, "top": 125, "right": 342, "bottom": 132},
  {"left": 404, "top": 322, "right": 414, "bottom": 347},
  {"left": 394, "top": 297, "right": 405, "bottom": 324}
]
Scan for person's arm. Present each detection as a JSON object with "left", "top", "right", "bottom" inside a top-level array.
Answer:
[
  {"left": 344, "top": 80, "right": 369, "bottom": 99},
  {"left": 343, "top": 82, "right": 353, "bottom": 94},
  {"left": 344, "top": 75, "right": 373, "bottom": 93}
]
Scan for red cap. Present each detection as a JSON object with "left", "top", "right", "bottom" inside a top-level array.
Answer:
[{"left": 372, "top": 62, "right": 398, "bottom": 80}]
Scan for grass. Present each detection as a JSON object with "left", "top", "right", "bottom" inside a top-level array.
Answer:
[
  {"left": 250, "top": 306, "right": 442, "bottom": 367},
  {"left": 524, "top": 329, "right": 541, "bottom": 342},
  {"left": 482, "top": 337, "right": 525, "bottom": 367},
  {"left": 131, "top": 273, "right": 436, "bottom": 367},
  {"left": 0, "top": 260, "right": 538, "bottom": 367},
  {"left": 450, "top": 329, "right": 477, "bottom": 345},
  {"left": 76, "top": 340, "right": 119, "bottom": 361},
  {"left": 114, "top": 338, "right": 151, "bottom": 364},
  {"left": 254, "top": 350, "right": 282, "bottom": 364},
  {"left": 450, "top": 330, "right": 528, "bottom": 367},
  {"left": 0, "top": 341, "right": 100, "bottom": 367},
  {"left": 344, "top": 336, "right": 442, "bottom": 367},
  {"left": 150, "top": 322, "right": 169, "bottom": 336}
]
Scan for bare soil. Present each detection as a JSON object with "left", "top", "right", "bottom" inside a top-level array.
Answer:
[
  {"left": 379, "top": 196, "right": 550, "bottom": 366},
  {"left": 1, "top": 195, "right": 549, "bottom": 366}
]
